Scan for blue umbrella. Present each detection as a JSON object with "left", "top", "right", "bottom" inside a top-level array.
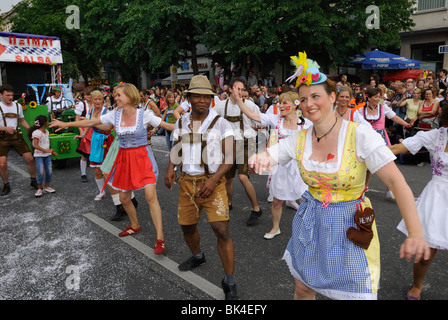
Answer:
[{"left": 351, "top": 49, "right": 420, "bottom": 69}]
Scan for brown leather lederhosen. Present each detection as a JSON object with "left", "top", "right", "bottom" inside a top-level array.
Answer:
[
  {"left": 223, "top": 98, "right": 250, "bottom": 176},
  {"left": 0, "top": 102, "right": 31, "bottom": 155},
  {"left": 176, "top": 114, "right": 221, "bottom": 176},
  {"left": 176, "top": 114, "right": 229, "bottom": 221},
  {"left": 0, "top": 102, "right": 22, "bottom": 141},
  {"left": 224, "top": 98, "right": 245, "bottom": 133}
]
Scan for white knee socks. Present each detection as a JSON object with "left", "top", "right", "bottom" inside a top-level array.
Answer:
[
  {"left": 95, "top": 178, "right": 105, "bottom": 195},
  {"left": 80, "top": 159, "right": 87, "bottom": 176}
]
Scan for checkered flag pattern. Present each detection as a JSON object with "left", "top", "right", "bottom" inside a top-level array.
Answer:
[{"left": 5, "top": 45, "right": 62, "bottom": 56}]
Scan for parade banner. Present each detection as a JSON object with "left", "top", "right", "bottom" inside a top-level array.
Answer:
[{"left": 0, "top": 32, "right": 63, "bottom": 65}]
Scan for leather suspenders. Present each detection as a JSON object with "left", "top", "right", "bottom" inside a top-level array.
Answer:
[{"left": 177, "top": 115, "right": 221, "bottom": 176}]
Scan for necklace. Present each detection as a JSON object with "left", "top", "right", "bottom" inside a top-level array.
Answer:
[
  {"left": 93, "top": 108, "right": 102, "bottom": 117},
  {"left": 367, "top": 104, "right": 378, "bottom": 111},
  {"left": 336, "top": 107, "right": 348, "bottom": 117},
  {"left": 313, "top": 117, "right": 338, "bottom": 143}
]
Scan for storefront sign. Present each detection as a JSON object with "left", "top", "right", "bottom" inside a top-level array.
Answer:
[{"left": 0, "top": 31, "right": 63, "bottom": 65}]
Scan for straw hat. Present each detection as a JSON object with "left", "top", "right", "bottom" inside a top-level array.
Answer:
[{"left": 188, "top": 75, "right": 214, "bottom": 95}]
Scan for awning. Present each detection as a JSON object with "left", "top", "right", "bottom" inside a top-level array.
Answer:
[
  {"left": 351, "top": 49, "right": 420, "bottom": 70},
  {"left": 0, "top": 31, "right": 63, "bottom": 65},
  {"left": 382, "top": 69, "right": 425, "bottom": 82},
  {"left": 161, "top": 73, "right": 204, "bottom": 85}
]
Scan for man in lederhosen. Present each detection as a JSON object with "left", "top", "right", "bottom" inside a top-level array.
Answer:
[
  {"left": 46, "top": 85, "right": 68, "bottom": 120},
  {"left": 0, "top": 84, "right": 37, "bottom": 196},
  {"left": 165, "top": 75, "right": 238, "bottom": 300},
  {"left": 214, "top": 79, "right": 263, "bottom": 226}
]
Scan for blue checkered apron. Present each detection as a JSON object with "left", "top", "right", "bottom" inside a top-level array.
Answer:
[{"left": 283, "top": 191, "right": 379, "bottom": 300}]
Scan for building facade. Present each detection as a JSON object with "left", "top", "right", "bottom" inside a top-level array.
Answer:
[{"left": 400, "top": 0, "right": 448, "bottom": 71}]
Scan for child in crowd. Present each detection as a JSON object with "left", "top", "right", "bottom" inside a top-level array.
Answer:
[{"left": 28, "top": 115, "right": 58, "bottom": 197}]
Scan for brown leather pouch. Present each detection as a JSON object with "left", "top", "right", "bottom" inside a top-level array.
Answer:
[{"left": 346, "top": 207, "right": 375, "bottom": 250}]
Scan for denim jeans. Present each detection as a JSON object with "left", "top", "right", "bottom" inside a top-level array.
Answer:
[
  {"left": 35, "top": 156, "right": 52, "bottom": 185},
  {"left": 165, "top": 130, "right": 174, "bottom": 151}
]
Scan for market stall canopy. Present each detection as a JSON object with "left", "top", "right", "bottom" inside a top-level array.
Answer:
[
  {"left": 0, "top": 31, "right": 63, "bottom": 65},
  {"left": 382, "top": 69, "right": 426, "bottom": 82},
  {"left": 161, "top": 73, "right": 205, "bottom": 86},
  {"left": 351, "top": 49, "right": 420, "bottom": 69}
]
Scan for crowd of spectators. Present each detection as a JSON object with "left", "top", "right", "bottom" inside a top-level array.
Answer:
[{"left": 63, "top": 67, "right": 448, "bottom": 161}]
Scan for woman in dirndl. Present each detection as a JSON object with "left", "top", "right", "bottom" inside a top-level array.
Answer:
[
  {"left": 86, "top": 90, "right": 115, "bottom": 200},
  {"left": 359, "top": 87, "right": 410, "bottom": 146},
  {"left": 389, "top": 106, "right": 448, "bottom": 300},
  {"left": 233, "top": 89, "right": 312, "bottom": 239},
  {"left": 50, "top": 83, "right": 173, "bottom": 254},
  {"left": 249, "top": 52, "right": 430, "bottom": 300},
  {"left": 359, "top": 87, "right": 411, "bottom": 200}
]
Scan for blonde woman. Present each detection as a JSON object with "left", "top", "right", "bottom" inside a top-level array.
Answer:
[
  {"left": 232, "top": 89, "right": 311, "bottom": 239},
  {"left": 161, "top": 91, "right": 179, "bottom": 151},
  {"left": 86, "top": 90, "right": 115, "bottom": 200},
  {"left": 334, "top": 86, "right": 370, "bottom": 126},
  {"left": 51, "top": 83, "right": 174, "bottom": 254},
  {"left": 405, "top": 88, "right": 421, "bottom": 128}
]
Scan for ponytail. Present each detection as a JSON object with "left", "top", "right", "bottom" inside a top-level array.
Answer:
[{"left": 28, "top": 115, "right": 49, "bottom": 141}]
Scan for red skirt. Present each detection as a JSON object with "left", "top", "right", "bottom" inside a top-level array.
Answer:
[
  {"left": 106, "top": 145, "right": 157, "bottom": 191},
  {"left": 76, "top": 128, "right": 92, "bottom": 157}
]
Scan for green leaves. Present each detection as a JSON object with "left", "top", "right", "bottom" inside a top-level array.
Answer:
[{"left": 9, "top": 0, "right": 415, "bottom": 84}]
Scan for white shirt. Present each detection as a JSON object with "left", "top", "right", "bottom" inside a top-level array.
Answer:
[
  {"left": 268, "top": 120, "right": 395, "bottom": 174},
  {"left": 179, "top": 100, "right": 191, "bottom": 112},
  {"left": 360, "top": 104, "right": 396, "bottom": 120},
  {"left": 100, "top": 109, "right": 162, "bottom": 133},
  {"left": 333, "top": 106, "right": 372, "bottom": 127},
  {"left": 259, "top": 113, "right": 313, "bottom": 134},
  {"left": 46, "top": 96, "right": 67, "bottom": 113},
  {"left": 0, "top": 102, "right": 23, "bottom": 128},
  {"left": 214, "top": 98, "right": 260, "bottom": 140},
  {"left": 74, "top": 100, "right": 90, "bottom": 116},
  {"left": 172, "top": 109, "right": 234, "bottom": 175}
]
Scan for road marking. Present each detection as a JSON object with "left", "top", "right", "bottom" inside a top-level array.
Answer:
[
  {"left": 8, "top": 161, "right": 29, "bottom": 178},
  {"left": 82, "top": 212, "right": 224, "bottom": 300},
  {"left": 152, "top": 148, "right": 170, "bottom": 154}
]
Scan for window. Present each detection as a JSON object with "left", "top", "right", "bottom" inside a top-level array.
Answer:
[
  {"left": 417, "top": 0, "right": 447, "bottom": 11},
  {"left": 411, "top": 42, "right": 444, "bottom": 72}
]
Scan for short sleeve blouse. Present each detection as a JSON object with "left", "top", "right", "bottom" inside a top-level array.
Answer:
[{"left": 268, "top": 120, "right": 395, "bottom": 174}]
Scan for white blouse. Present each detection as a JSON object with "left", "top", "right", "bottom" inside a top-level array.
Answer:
[
  {"left": 268, "top": 120, "right": 396, "bottom": 174},
  {"left": 100, "top": 109, "right": 162, "bottom": 133}
]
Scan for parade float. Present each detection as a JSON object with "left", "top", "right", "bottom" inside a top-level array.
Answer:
[{"left": 0, "top": 31, "right": 79, "bottom": 168}]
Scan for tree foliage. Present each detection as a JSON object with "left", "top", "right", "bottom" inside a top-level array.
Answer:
[
  {"left": 201, "top": 0, "right": 415, "bottom": 70},
  {"left": 10, "top": 0, "right": 101, "bottom": 82},
  {"left": 9, "top": 0, "right": 416, "bottom": 84}
]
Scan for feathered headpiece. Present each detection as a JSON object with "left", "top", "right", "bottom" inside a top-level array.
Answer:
[{"left": 285, "top": 51, "right": 327, "bottom": 87}]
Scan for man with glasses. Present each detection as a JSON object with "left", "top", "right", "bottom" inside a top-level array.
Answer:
[
  {"left": 405, "top": 79, "right": 416, "bottom": 95},
  {"left": 391, "top": 82, "right": 409, "bottom": 129}
]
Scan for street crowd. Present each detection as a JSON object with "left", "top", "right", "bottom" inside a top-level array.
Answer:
[{"left": 0, "top": 56, "right": 447, "bottom": 301}]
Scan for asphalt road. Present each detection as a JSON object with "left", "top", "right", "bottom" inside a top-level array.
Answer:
[{"left": 0, "top": 134, "right": 446, "bottom": 305}]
